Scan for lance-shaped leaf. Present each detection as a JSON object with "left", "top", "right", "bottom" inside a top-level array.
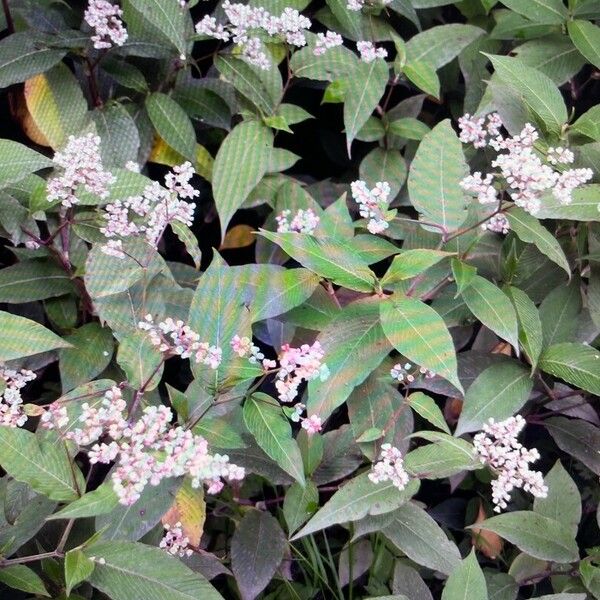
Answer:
[
  {"left": 539, "top": 343, "right": 600, "bottom": 396},
  {"left": 283, "top": 481, "right": 319, "bottom": 534},
  {"left": 382, "top": 250, "right": 454, "bottom": 286},
  {"left": 442, "top": 549, "right": 487, "bottom": 600},
  {"left": 0, "top": 139, "right": 54, "bottom": 187},
  {"left": 0, "top": 259, "right": 75, "bottom": 303},
  {"left": 344, "top": 58, "right": 389, "bottom": 156},
  {"left": 380, "top": 295, "right": 462, "bottom": 392},
  {"left": 505, "top": 286, "right": 543, "bottom": 369},
  {"left": 243, "top": 393, "right": 305, "bottom": 485},
  {"left": 65, "top": 549, "right": 95, "bottom": 596},
  {"left": 500, "top": 0, "right": 567, "bottom": 24},
  {"left": 545, "top": 417, "right": 600, "bottom": 475},
  {"left": 0, "top": 564, "right": 50, "bottom": 597},
  {"left": 568, "top": 20, "right": 600, "bottom": 70},
  {"left": 408, "top": 392, "right": 450, "bottom": 434},
  {"left": 49, "top": 483, "right": 120, "bottom": 520},
  {"left": 408, "top": 120, "right": 468, "bottom": 233}
]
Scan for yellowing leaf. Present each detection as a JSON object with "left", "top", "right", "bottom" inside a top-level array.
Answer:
[
  {"left": 220, "top": 224, "right": 256, "bottom": 250},
  {"left": 149, "top": 137, "right": 214, "bottom": 182},
  {"left": 162, "top": 480, "right": 206, "bottom": 546}
]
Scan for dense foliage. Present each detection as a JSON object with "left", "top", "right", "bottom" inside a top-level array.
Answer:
[{"left": 1, "top": 0, "right": 600, "bottom": 598}]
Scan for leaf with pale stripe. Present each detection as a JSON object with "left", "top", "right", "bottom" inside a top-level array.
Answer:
[
  {"left": 568, "top": 20, "right": 600, "bottom": 69},
  {"left": 442, "top": 549, "right": 487, "bottom": 600},
  {"left": 539, "top": 343, "right": 600, "bottom": 395},
  {"left": 0, "top": 259, "right": 74, "bottom": 302},
  {"left": 506, "top": 286, "right": 543, "bottom": 369},
  {"left": 500, "top": 0, "right": 567, "bottom": 24},
  {"left": 0, "top": 139, "right": 54, "bottom": 187}
]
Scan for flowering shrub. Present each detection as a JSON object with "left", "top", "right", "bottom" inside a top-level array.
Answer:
[{"left": 1, "top": 0, "right": 600, "bottom": 598}]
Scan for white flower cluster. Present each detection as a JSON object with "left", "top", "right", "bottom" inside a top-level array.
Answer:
[
  {"left": 313, "top": 31, "right": 343, "bottom": 56},
  {"left": 100, "top": 162, "right": 197, "bottom": 258},
  {"left": 275, "top": 342, "right": 329, "bottom": 403},
  {"left": 473, "top": 416, "right": 548, "bottom": 512},
  {"left": 47, "top": 134, "right": 115, "bottom": 209},
  {"left": 368, "top": 444, "right": 410, "bottom": 490},
  {"left": 347, "top": 0, "right": 392, "bottom": 11},
  {"left": 356, "top": 41, "right": 388, "bottom": 63},
  {"left": 351, "top": 180, "right": 392, "bottom": 234},
  {"left": 138, "top": 315, "right": 222, "bottom": 369},
  {"left": 160, "top": 522, "right": 193, "bottom": 557},
  {"left": 458, "top": 115, "right": 593, "bottom": 215},
  {"left": 84, "top": 0, "right": 128, "bottom": 50},
  {"left": 42, "top": 386, "right": 244, "bottom": 505},
  {"left": 0, "top": 366, "right": 36, "bottom": 428},
  {"left": 275, "top": 208, "right": 320, "bottom": 234},
  {"left": 195, "top": 2, "right": 312, "bottom": 70},
  {"left": 482, "top": 213, "right": 510, "bottom": 235},
  {"left": 390, "top": 363, "right": 435, "bottom": 383}
]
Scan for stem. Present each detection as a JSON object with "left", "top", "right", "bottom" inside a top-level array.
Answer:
[
  {"left": 128, "top": 359, "right": 165, "bottom": 418},
  {"left": 2, "top": 0, "right": 14, "bottom": 33},
  {"left": 0, "top": 551, "right": 62, "bottom": 567},
  {"left": 84, "top": 56, "right": 103, "bottom": 108}
]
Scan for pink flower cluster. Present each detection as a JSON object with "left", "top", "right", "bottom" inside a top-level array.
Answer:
[
  {"left": 196, "top": 2, "right": 311, "bottom": 69},
  {"left": 458, "top": 115, "right": 593, "bottom": 215},
  {"left": 369, "top": 444, "right": 410, "bottom": 490},
  {"left": 473, "top": 416, "right": 548, "bottom": 512},
  {"left": 0, "top": 366, "right": 36, "bottom": 428},
  {"left": 275, "top": 208, "right": 320, "bottom": 234},
  {"left": 313, "top": 31, "right": 343, "bottom": 56},
  {"left": 391, "top": 363, "right": 435, "bottom": 383},
  {"left": 139, "top": 315, "right": 222, "bottom": 369},
  {"left": 350, "top": 180, "right": 392, "bottom": 234},
  {"left": 356, "top": 41, "right": 388, "bottom": 63},
  {"left": 160, "top": 522, "right": 193, "bottom": 557},
  {"left": 42, "top": 386, "right": 244, "bottom": 505},
  {"left": 301, "top": 413, "right": 322, "bottom": 435},
  {"left": 84, "top": 0, "right": 128, "bottom": 50},
  {"left": 276, "top": 342, "right": 329, "bottom": 403},
  {"left": 482, "top": 213, "right": 510, "bottom": 235},
  {"left": 47, "top": 134, "right": 115, "bottom": 209},
  {"left": 100, "top": 162, "right": 197, "bottom": 258}
]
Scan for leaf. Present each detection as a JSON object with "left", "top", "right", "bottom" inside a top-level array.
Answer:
[
  {"left": 290, "top": 45, "right": 357, "bottom": 82},
  {"left": 359, "top": 147, "right": 407, "bottom": 199},
  {"left": 487, "top": 55, "right": 567, "bottom": 134},
  {"left": 505, "top": 286, "right": 543, "bottom": 369},
  {"left": 568, "top": 20, "right": 600, "bottom": 70},
  {"left": 470, "top": 512, "right": 578, "bottom": 562},
  {"left": 171, "top": 221, "right": 202, "bottom": 268},
  {"left": 402, "top": 61, "right": 440, "bottom": 99},
  {"left": 455, "top": 362, "right": 533, "bottom": 436},
  {"left": 146, "top": 93, "right": 196, "bottom": 162},
  {"left": 408, "top": 119, "right": 468, "bottom": 233},
  {"left": 0, "top": 139, "right": 54, "bottom": 187},
  {"left": 307, "top": 300, "right": 391, "bottom": 419},
  {"left": 231, "top": 510, "right": 287, "bottom": 600},
  {"left": 408, "top": 392, "right": 450, "bottom": 434},
  {"left": 283, "top": 481, "right": 319, "bottom": 533},
  {"left": 65, "top": 549, "right": 95, "bottom": 595},
  {"left": 221, "top": 224, "right": 256, "bottom": 250},
  {"left": 162, "top": 479, "right": 206, "bottom": 547},
  {"left": 0, "top": 428, "right": 84, "bottom": 501},
  {"left": 499, "top": 0, "right": 567, "bottom": 24},
  {"left": 292, "top": 474, "right": 419, "bottom": 540},
  {"left": 442, "top": 549, "right": 487, "bottom": 600},
  {"left": 48, "top": 482, "right": 119, "bottom": 520},
  {"left": 84, "top": 540, "right": 224, "bottom": 600},
  {"left": 539, "top": 343, "right": 600, "bottom": 395},
  {"left": 506, "top": 208, "right": 569, "bottom": 275},
  {"left": 0, "top": 259, "right": 74, "bottom": 302},
  {"left": 382, "top": 250, "right": 454, "bottom": 286},
  {"left": 404, "top": 434, "right": 479, "bottom": 478},
  {"left": 382, "top": 503, "right": 461, "bottom": 575},
  {"left": 536, "top": 185, "right": 600, "bottom": 221},
  {"left": 243, "top": 394, "right": 305, "bottom": 485},
  {"left": 0, "top": 564, "right": 50, "bottom": 597},
  {"left": 461, "top": 276, "right": 519, "bottom": 349},
  {"left": 572, "top": 105, "right": 600, "bottom": 140},
  {"left": 117, "top": 331, "right": 163, "bottom": 391},
  {"left": 92, "top": 104, "right": 141, "bottom": 169},
  {"left": 545, "top": 417, "right": 600, "bottom": 475},
  {"left": 534, "top": 460, "right": 581, "bottom": 536},
  {"left": 0, "top": 310, "right": 70, "bottom": 361},
  {"left": 343, "top": 58, "right": 389, "bottom": 155},
  {"left": 259, "top": 231, "right": 376, "bottom": 292},
  {"left": 380, "top": 295, "right": 462, "bottom": 392},
  {"left": 212, "top": 122, "right": 273, "bottom": 239},
  {"left": 539, "top": 282, "right": 581, "bottom": 347},
  {"left": 388, "top": 117, "right": 431, "bottom": 141}
]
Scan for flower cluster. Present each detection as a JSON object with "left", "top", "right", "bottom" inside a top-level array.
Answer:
[
  {"left": 0, "top": 366, "right": 36, "bottom": 428},
  {"left": 356, "top": 41, "right": 388, "bottom": 63},
  {"left": 473, "top": 416, "right": 548, "bottom": 512},
  {"left": 275, "top": 208, "right": 320, "bottom": 234},
  {"left": 47, "top": 134, "right": 115, "bottom": 209},
  {"left": 390, "top": 363, "right": 435, "bottom": 383},
  {"left": 301, "top": 413, "right": 322, "bottom": 435},
  {"left": 100, "top": 162, "right": 197, "bottom": 258},
  {"left": 160, "top": 522, "right": 193, "bottom": 557},
  {"left": 369, "top": 444, "right": 410, "bottom": 490},
  {"left": 458, "top": 115, "right": 593, "bottom": 215},
  {"left": 275, "top": 342, "right": 329, "bottom": 403},
  {"left": 313, "top": 31, "right": 343, "bottom": 56},
  {"left": 139, "top": 315, "right": 222, "bottom": 369},
  {"left": 84, "top": 0, "right": 128, "bottom": 50},
  {"left": 350, "top": 180, "right": 392, "bottom": 234},
  {"left": 230, "top": 335, "right": 275, "bottom": 368},
  {"left": 196, "top": 2, "right": 311, "bottom": 69},
  {"left": 347, "top": 0, "right": 392, "bottom": 11},
  {"left": 482, "top": 213, "right": 510, "bottom": 235},
  {"left": 42, "top": 386, "right": 244, "bottom": 505}
]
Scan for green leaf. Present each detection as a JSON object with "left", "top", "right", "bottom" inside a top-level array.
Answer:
[
  {"left": 283, "top": 481, "right": 319, "bottom": 533},
  {"left": 0, "top": 428, "right": 84, "bottom": 501},
  {"left": 539, "top": 342, "right": 600, "bottom": 395},
  {"left": 92, "top": 104, "right": 141, "bottom": 170},
  {"left": 572, "top": 105, "right": 600, "bottom": 140},
  {"left": 231, "top": 510, "right": 287, "bottom": 600},
  {"left": 171, "top": 221, "right": 202, "bottom": 269},
  {"left": 382, "top": 503, "right": 461, "bottom": 576},
  {"left": 0, "top": 564, "right": 50, "bottom": 597},
  {"left": 442, "top": 549, "right": 487, "bottom": 600},
  {"left": 292, "top": 474, "right": 419, "bottom": 540},
  {"left": 408, "top": 119, "right": 468, "bottom": 234},
  {"left": 382, "top": 250, "right": 454, "bottom": 286},
  {"left": 388, "top": 117, "right": 431, "bottom": 141},
  {"left": 65, "top": 549, "right": 95, "bottom": 595},
  {"left": 568, "top": 20, "right": 600, "bottom": 70},
  {"left": 259, "top": 231, "right": 376, "bottom": 292},
  {"left": 359, "top": 147, "right": 407, "bottom": 199},
  {"left": 344, "top": 58, "right": 389, "bottom": 155},
  {"left": 0, "top": 139, "right": 54, "bottom": 188},
  {"left": 455, "top": 362, "right": 533, "bottom": 436},
  {"left": 545, "top": 417, "right": 600, "bottom": 475},
  {"left": 402, "top": 61, "right": 440, "bottom": 98},
  {"left": 380, "top": 295, "right": 462, "bottom": 392},
  {"left": 408, "top": 392, "right": 450, "bottom": 434},
  {"left": 213, "top": 122, "right": 273, "bottom": 239},
  {"left": 499, "top": 0, "right": 567, "bottom": 24},
  {"left": 534, "top": 460, "right": 581, "bottom": 536},
  {"left": 461, "top": 276, "right": 519, "bottom": 349},
  {"left": 0, "top": 310, "right": 70, "bottom": 361},
  {"left": 243, "top": 393, "right": 305, "bottom": 485},
  {"left": 539, "top": 282, "right": 581, "bottom": 347},
  {"left": 451, "top": 259, "right": 477, "bottom": 297},
  {"left": 48, "top": 483, "right": 120, "bottom": 520},
  {"left": 470, "top": 512, "right": 579, "bottom": 562},
  {"left": 102, "top": 58, "right": 149, "bottom": 93},
  {"left": 405, "top": 434, "right": 479, "bottom": 478},
  {"left": 0, "top": 259, "right": 74, "bottom": 302},
  {"left": 84, "top": 540, "right": 224, "bottom": 600},
  {"left": 487, "top": 55, "right": 567, "bottom": 134},
  {"left": 146, "top": 93, "right": 196, "bottom": 161},
  {"left": 536, "top": 185, "right": 600, "bottom": 221},
  {"left": 506, "top": 208, "right": 569, "bottom": 275},
  {"left": 117, "top": 331, "right": 163, "bottom": 391},
  {"left": 505, "top": 286, "right": 543, "bottom": 369}
]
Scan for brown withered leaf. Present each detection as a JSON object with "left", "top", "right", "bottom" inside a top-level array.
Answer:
[
  {"left": 471, "top": 501, "right": 503, "bottom": 559},
  {"left": 220, "top": 224, "right": 256, "bottom": 250}
]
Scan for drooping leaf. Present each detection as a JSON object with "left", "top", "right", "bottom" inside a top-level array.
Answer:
[
  {"left": 505, "top": 286, "right": 543, "bottom": 369},
  {"left": 65, "top": 549, "right": 95, "bottom": 595},
  {"left": 0, "top": 139, "right": 54, "bottom": 188},
  {"left": 545, "top": 417, "right": 600, "bottom": 475}
]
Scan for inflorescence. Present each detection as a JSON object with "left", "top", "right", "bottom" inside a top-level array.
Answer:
[{"left": 84, "top": 0, "right": 128, "bottom": 50}]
